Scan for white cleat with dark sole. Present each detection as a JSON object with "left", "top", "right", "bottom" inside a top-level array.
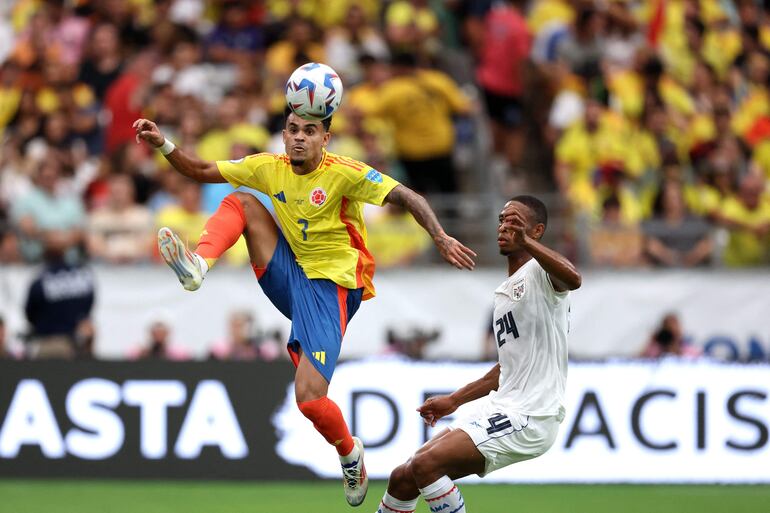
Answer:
[
  {"left": 158, "top": 227, "right": 203, "bottom": 291},
  {"left": 341, "top": 437, "right": 368, "bottom": 507}
]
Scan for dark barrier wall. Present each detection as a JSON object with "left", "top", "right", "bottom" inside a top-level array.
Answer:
[
  {"left": 6, "top": 359, "right": 768, "bottom": 482},
  {"left": 0, "top": 360, "right": 314, "bottom": 479}
]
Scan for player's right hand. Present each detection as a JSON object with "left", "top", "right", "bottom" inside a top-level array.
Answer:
[
  {"left": 417, "top": 395, "right": 458, "bottom": 427},
  {"left": 133, "top": 118, "right": 165, "bottom": 148},
  {"left": 435, "top": 234, "right": 476, "bottom": 270}
]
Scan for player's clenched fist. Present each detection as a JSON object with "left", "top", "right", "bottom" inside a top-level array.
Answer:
[
  {"left": 133, "top": 118, "right": 165, "bottom": 147},
  {"left": 417, "top": 394, "right": 459, "bottom": 427}
]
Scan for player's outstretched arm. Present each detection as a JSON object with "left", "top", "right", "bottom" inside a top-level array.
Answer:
[
  {"left": 384, "top": 184, "right": 476, "bottom": 270},
  {"left": 417, "top": 364, "right": 500, "bottom": 427},
  {"left": 503, "top": 204, "right": 581, "bottom": 292},
  {"left": 133, "top": 118, "right": 226, "bottom": 183}
]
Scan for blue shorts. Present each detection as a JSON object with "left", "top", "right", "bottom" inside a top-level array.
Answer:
[{"left": 253, "top": 231, "right": 363, "bottom": 382}]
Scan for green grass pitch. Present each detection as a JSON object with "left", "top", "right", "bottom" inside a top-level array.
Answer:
[{"left": 1, "top": 480, "right": 768, "bottom": 513}]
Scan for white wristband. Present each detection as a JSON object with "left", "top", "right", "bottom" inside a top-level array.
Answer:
[{"left": 158, "top": 138, "right": 176, "bottom": 156}]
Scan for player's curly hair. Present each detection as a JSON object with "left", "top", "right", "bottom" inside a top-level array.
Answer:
[
  {"left": 510, "top": 195, "right": 548, "bottom": 229},
  {"left": 284, "top": 106, "right": 332, "bottom": 132}
]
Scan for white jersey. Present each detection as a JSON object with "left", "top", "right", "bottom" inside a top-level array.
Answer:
[{"left": 487, "top": 258, "right": 570, "bottom": 420}]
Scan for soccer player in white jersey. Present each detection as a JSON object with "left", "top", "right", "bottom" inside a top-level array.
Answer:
[{"left": 375, "top": 195, "right": 582, "bottom": 513}]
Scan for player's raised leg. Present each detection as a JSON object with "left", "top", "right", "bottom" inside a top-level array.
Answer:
[
  {"left": 158, "top": 191, "right": 277, "bottom": 291},
  {"left": 295, "top": 351, "right": 368, "bottom": 506},
  {"left": 376, "top": 429, "right": 483, "bottom": 513}
]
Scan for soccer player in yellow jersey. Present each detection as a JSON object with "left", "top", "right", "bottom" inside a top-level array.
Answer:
[{"left": 133, "top": 108, "right": 476, "bottom": 507}]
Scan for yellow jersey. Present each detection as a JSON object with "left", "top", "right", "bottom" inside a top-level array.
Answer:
[
  {"left": 371, "top": 70, "right": 471, "bottom": 160},
  {"left": 720, "top": 196, "right": 770, "bottom": 267},
  {"left": 216, "top": 151, "right": 400, "bottom": 299}
]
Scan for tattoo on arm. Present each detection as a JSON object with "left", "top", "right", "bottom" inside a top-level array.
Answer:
[{"left": 386, "top": 185, "right": 444, "bottom": 239}]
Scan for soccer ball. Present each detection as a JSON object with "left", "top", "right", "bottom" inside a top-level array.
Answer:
[{"left": 285, "top": 63, "right": 343, "bottom": 121}]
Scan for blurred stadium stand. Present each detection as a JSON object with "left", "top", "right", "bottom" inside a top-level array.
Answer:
[{"left": 1, "top": 0, "right": 770, "bottom": 361}]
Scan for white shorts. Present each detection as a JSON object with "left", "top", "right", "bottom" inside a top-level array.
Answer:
[{"left": 450, "top": 400, "right": 560, "bottom": 477}]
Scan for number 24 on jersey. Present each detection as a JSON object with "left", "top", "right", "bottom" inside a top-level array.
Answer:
[{"left": 495, "top": 311, "right": 519, "bottom": 347}]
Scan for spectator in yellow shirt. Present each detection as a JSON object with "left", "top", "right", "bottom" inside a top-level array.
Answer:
[
  {"left": 369, "top": 53, "right": 472, "bottom": 194},
  {"left": 155, "top": 179, "right": 208, "bottom": 255},
  {"left": 588, "top": 194, "right": 644, "bottom": 268},
  {"left": 554, "top": 98, "right": 637, "bottom": 215},
  {"left": 731, "top": 51, "right": 770, "bottom": 140},
  {"left": 715, "top": 173, "right": 770, "bottom": 266}
]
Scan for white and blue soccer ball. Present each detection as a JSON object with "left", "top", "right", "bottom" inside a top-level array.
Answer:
[{"left": 285, "top": 62, "right": 343, "bottom": 121}]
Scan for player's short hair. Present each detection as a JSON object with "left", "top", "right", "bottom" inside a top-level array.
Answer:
[
  {"left": 284, "top": 106, "right": 332, "bottom": 132},
  {"left": 510, "top": 195, "right": 548, "bottom": 229}
]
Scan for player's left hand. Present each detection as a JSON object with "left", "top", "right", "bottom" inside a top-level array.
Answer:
[
  {"left": 434, "top": 234, "right": 476, "bottom": 270},
  {"left": 417, "top": 395, "right": 458, "bottom": 427}
]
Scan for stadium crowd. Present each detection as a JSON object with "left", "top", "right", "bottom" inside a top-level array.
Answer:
[{"left": 1, "top": 0, "right": 770, "bottom": 275}]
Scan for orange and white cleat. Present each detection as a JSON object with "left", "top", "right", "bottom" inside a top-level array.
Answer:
[{"left": 157, "top": 227, "right": 203, "bottom": 291}]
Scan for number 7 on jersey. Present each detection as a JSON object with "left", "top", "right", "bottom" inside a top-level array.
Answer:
[{"left": 298, "top": 218, "right": 309, "bottom": 241}]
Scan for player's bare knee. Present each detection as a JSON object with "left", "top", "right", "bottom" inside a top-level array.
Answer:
[
  {"left": 231, "top": 192, "right": 264, "bottom": 219},
  {"left": 228, "top": 191, "right": 252, "bottom": 206},
  {"left": 229, "top": 192, "right": 267, "bottom": 224},
  {"left": 410, "top": 448, "right": 440, "bottom": 480},
  {"left": 294, "top": 382, "right": 326, "bottom": 404},
  {"left": 294, "top": 364, "right": 329, "bottom": 403},
  {"left": 390, "top": 463, "right": 410, "bottom": 484},
  {"left": 233, "top": 192, "right": 277, "bottom": 247},
  {"left": 388, "top": 463, "right": 417, "bottom": 497}
]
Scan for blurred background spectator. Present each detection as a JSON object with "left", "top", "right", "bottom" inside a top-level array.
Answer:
[
  {"left": 713, "top": 173, "right": 770, "bottom": 266},
  {"left": 588, "top": 194, "right": 644, "bottom": 267},
  {"left": 154, "top": 178, "right": 207, "bottom": 251},
  {"left": 366, "top": 51, "right": 472, "bottom": 197},
  {"left": 23, "top": 244, "right": 95, "bottom": 359},
  {"left": 11, "top": 158, "right": 86, "bottom": 264},
  {"left": 641, "top": 312, "right": 701, "bottom": 359},
  {"left": 208, "top": 309, "right": 283, "bottom": 361},
  {"left": 325, "top": 4, "right": 389, "bottom": 85},
  {"left": 643, "top": 178, "right": 713, "bottom": 267},
  {"left": 384, "top": 324, "right": 440, "bottom": 360},
  {"left": 130, "top": 315, "right": 190, "bottom": 360},
  {"left": 364, "top": 201, "right": 432, "bottom": 267},
  {"left": 469, "top": 0, "right": 531, "bottom": 181},
  {"left": 87, "top": 173, "right": 154, "bottom": 263}
]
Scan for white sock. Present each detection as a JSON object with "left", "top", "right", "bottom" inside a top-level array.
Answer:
[
  {"left": 420, "top": 475, "right": 466, "bottom": 513},
  {"left": 377, "top": 492, "right": 418, "bottom": 513},
  {"left": 339, "top": 443, "right": 360, "bottom": 465},
  {"left": 194, "top": 254, "right": 209, "bottom": 276}
]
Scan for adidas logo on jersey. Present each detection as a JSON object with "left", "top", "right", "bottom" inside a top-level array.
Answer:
[
  {"left": 273, "top": 191, "right": 287, "bottom": 203},
  {"left": 312, "top": 351, "right": 326, "bottom": 365}
]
